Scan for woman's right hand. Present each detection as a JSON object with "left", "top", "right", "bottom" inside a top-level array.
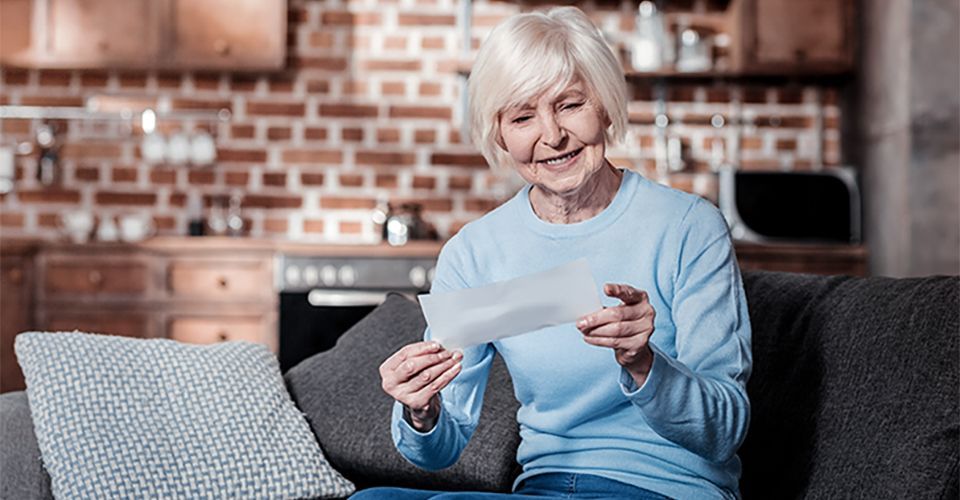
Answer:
[{"left": 379, "top": 341, "right": 463, "bottom": 432}]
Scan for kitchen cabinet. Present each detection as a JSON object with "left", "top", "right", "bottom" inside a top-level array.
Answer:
[
  {"left": 738, "top": 0, "right": 854, "bottom": 74},
  {"left": 0, "top": 243, "right": 35, "bottom": 393},
  {"left": 0, "top": 0, "right": 286, "bottom": 71}
]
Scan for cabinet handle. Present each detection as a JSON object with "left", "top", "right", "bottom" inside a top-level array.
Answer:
[
  {"left": 216, "top": 276, "right": 229, "bottom": 289},
  {"left": 8, "top": 268, "right": 23, "bottom": 285},
  {"left": 88, "top": 270, "right": 103, "bottom": 286},
  {"left": 214, "top": 39, "right": 231, "bottom": 57},
  {"left": 216, "top": 330, "right": 228, "bottom": 342}
]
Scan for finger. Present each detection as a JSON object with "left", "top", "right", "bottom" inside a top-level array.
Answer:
[
  {"left": 400, "top": 351, "right": 464, "bottom": 393},
  {"left": 383, "top": 341, "right": 443, "bottom": 372},
  {"left": 392, "top": 348, "right": 459, "bottom": 385},
  {"left": 581, "top": 317, "right": 654, "bottom": 339},
  {"left": 405, "top": 361, "right": 462, "bottom": 408},
  {"left": 603, "top": 283, "right": 648, "bottom": 305},
  {"left": 577, "top": 303, "right": 651, "bottom": 332},
  {"left": 581, "top": 325, "right": 649, "bottom": 350}
]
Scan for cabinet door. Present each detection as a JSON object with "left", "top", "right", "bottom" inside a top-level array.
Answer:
[
  {"left": 0, "top": 258, "right": 32, "bottom": 393},
  {"left": 743, "top": 0, "right": 854, "bottom": 73},
  {"left": 42, "top": 0, "right": 160, "bottom": 68},
  {"left": 167, "top": 0, "right": 286, "bottom": 70},
  {"left": 44, "top": 258, "right": 150, "bottom": 299},
  {"left": 168, "top": 315, "right": 271, "bottom": 348},
  {"left": 167, "top": 258, "right": 273, "bottom": 301}
]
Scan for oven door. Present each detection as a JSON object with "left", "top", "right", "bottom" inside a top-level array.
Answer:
[{"left": 279, "top": 289, "right": 391, "bottom": 372}]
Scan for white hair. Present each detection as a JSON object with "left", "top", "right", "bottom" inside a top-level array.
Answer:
[{"left": 467, "top": 6, "right": 628, "bottom": 169}]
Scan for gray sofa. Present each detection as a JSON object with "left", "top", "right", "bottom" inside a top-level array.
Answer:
[{"left": 2, "top": 271, "right": 958, "bottom": 499}]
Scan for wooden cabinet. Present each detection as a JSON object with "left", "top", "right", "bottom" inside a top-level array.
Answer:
[
  {"left": 167, "top": 258, "right": 273, "bottom": 300},
  {"left": 738, "top": 0, "right": 854, "bottom": 74},
  {"left": 0, "top": 243, "right": 35, "bottom": 393},
  {"left": 166, "top": 0, "right": 286, "bottom": 71},
  {"left": 1, "top": 0, "right": 286, "bottom": 70},
  {"left": 168, "top": 315, "right": 272, "bottom": 346}
]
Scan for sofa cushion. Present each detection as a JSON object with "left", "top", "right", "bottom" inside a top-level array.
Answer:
[
  {"left": 739, "top": 271, "right": 959, "bottom": 499},
  {"left": 0, "top": 391, "right": 52, "bottom": 500},
  {"left": 15, "top": 332, "right": 355, "bottom": 499},
  {"left": 285, "top": 293, "right": 522, "bottom": 492}
]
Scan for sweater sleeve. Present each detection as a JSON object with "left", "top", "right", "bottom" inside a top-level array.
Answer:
[
  {"left": 619, "top": 198, "right": 753, "bottom": 464},
  {"left": 391, "top": 235, "right": 497, "bottom": 470}
]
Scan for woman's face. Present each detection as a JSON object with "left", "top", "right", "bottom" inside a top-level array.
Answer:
[{"left": 497, "top": 81, "right": 607, "bottom": 196}]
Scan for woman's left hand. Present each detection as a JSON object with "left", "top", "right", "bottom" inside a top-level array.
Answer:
[{"left": 577, "top": 283, "right": 656, "bottom": 386}]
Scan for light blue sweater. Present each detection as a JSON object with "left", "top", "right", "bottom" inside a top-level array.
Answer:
[{"left": 392, "top": 169, "right": 752, "bottom": 499}]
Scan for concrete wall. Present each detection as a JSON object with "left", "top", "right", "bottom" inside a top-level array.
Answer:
[{"left": 861, "top": 0, "right": 960, "bottom": 277}]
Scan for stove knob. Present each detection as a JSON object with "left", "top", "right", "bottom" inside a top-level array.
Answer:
[
  {"left": 338, "top": 265, "right": 356, "bottom": 287},
  {"left": 321, "top": 265, "right": 337, "bottom": 286},
  {"left": 285, "top": 265, "right": 301, "bottom": 286},
  {"left": 303, "top": 265, "right": 319, "bottom": 286},
  {"left": 409, "top": 266, "right": 426, "bottom": 288}
]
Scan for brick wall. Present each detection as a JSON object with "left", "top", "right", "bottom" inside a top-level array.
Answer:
[{"left": 0, "top": 0, "right": 844, "bottom": 243}]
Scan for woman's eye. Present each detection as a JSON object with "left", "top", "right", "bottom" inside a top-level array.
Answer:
[
  {"left": 512, "top": 116, "right": 532, "bottom": 124},
  {"left": 562, "top": 102, "right": 584, "bottom": 111}
]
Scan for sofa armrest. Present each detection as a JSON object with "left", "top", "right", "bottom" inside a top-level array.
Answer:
[{"left": 0, "top": 391, "right": 53, "bottom": 500}]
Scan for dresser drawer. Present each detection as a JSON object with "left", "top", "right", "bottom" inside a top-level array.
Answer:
[
  {"left": 43, "top": 311, "right": 152, "bottom": 338},
  {"left": 168, "top": 316, "right": 268, "bottom": 346},
  {"left": 167, "top": 259, "right": 272, "bottom": 300},
  {"left": 44, "top": 259, "right": 149, "bottom": 296}
]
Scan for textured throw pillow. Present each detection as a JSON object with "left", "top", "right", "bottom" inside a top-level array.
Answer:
[
  {"left": 285, "top": 293, "right": 522, "bottom": 492},
  {"left": 15, "top": 332, "right": 355, "bottom": 499}
]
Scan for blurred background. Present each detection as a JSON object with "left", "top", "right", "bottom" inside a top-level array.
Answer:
[{"left": 0, "top": 0, "right": 957, "bottom": 391}]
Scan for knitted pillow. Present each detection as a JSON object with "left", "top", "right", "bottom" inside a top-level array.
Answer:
[{"left": 14, "top": 332, "right": 355, "bottom": 499}]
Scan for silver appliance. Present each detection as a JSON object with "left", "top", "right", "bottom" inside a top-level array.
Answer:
[{"left": 276, "top": 255, "right": 436, "bottom": 371}]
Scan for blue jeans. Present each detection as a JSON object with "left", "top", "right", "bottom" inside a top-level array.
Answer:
[{"left": 348, "top": 472, "right": 670, "bottom": 499}]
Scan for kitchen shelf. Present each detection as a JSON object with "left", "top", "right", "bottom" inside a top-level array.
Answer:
[{"left": 0, "top": 105, "right": 231, "bottom": 123}]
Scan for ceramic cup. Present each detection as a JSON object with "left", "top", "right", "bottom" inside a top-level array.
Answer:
[
  {"left": 119, "top": 213, "right": 155, "bottom": 242},
  {"left": 59, "top": 211, "right": 95, "bottom": 244}
]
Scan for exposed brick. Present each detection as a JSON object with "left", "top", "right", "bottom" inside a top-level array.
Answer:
[
  {"left": 339, "top": 174, "right": 365, "bottom": 187},
  {"left": 383, "top": 36, "right": 407, "bottom": 50},
  {"left": 319, "top": 104, "right": 379, "bottom": 118},
  {"left": 193, "top": 73, "right": 221, "bottom": 90},
  {"left": 392, "top": 197, "right": 452, "bottom": 212},
  {"left": 824, "top": 116, "right": 841, "bottom": 129},
  {"left": 156, "top": 72, "right": 182, "bottom": 89},
  {"left": 306, "top": 79, "right": 331, "bottom": 94},
  {"left": 389, "top": 105, "right": 451, "bottom": 120},
  {"left": 375, "top": 174, "right": 398, "bottom": 188},
  {"left": 247, "top": 101, "right": 305, "bottom": 117},
  {"left": 419, "top": 82, "right": 442, "bottom": 97},
  {"left": 225, "top": 171, "right": 250, "bottom": 186},
  {"left": 683, "top": 114, "right": 715, "bottom": 126},
  {"left": 756, "top": 116, "right": 811, "bottom": 128},
  {"left": 741, "top": 137, "right": 763, "bottom": 150},
  {"left": 320, "top": 11, "right": 382, "bottom": 25},
  {"left": 667, "top": 87, "right": 695, "bottom": 102},
  {"left": 448, "top": 175, "right": 472, "bottom": 190},
  {"left": 232, "top": 125, "right": 256, "bottom": 139},
  {"left": 264, "top": 218, "right": 289, "bottom": 233},
  {"left": 303, "top": 219, "right": 325, "bottom": 233},
  {"left": 343, "top": 80, "right": 368, "bottom": 95},
  {"left": 776, "top": 138, "right": 798, "bottom": 151},
  {"left": 169, "top": 193, "right": 187, "bottom": 207},
  {"left": 431, "top": 152, "right": 487, "bottom": 168},
  {"left": 0, "top": 212, "right": 24, "bottom": 227},
  {"left": 381, "top": 81, "right": 406, "bottom": 96},
  {"left": 218, "top": 148, "right": 267, "bottom": 163},
  {"left": 290, "top": 56, "right": 348, "bottom": 71},
  {"left": 320, "top": 197, "right": 376, "bottom": 209},
  {"left": 3, "top": 69, "right": 29, "bottom": 85},
  {"left": 150, "top": 169, "right": 177, "bottom": 184},
  {"left": 739, "top": 159, "right": 779, "bottom": 171},
  {"left": 342, "top": 128, "right": 364, "bottom": 142},
  {"left": 628, "top": 111, "right": 655, "bottom": 125},
  {"left": 448, "top": 130, "right": 462, "bottom": 143},
  {"left": 20, "top": 96, "right": 84, "bottom": 107},
  {"left": 188, "top": 170, "right": 215, "bottom": 184},
  {"left": 263, "top": 172, "right": 287, "bottom": 186},
  {"left": 37, "top": 213, "right": 59, "bottom": 228},
  {"left": 421, "top": 37, "right": 445, "bottom": 50},
  {"left": 414, "top": 129, "right": 437, "bottom": 144},
  {"left": 2, "top": 119, "right": 30, "bottom": 134},
  {"left": 377, "top": 128, "right": 400, "bottom": 143},
  {"left": 301, "top": 172, "right": 325, "bottom": 185},
  {"left": 631, "top": 85, "right": 654, "bottom": 101},
  {"left": 304, "top": 127, "right": 328, "bottom": 141},
  {"left": 356, "top": 151, "right": 416, "bottom": 166},
  {"left": 339, "top": 221, "right": 363, "bottom": 234},
  {"left": 639, "top": 135, "right": 654, "bottom": 148},
  {"left": 465, "top": 198, "right": 499, "bottom": 212},
  {"left": 777, "top": 88, "right": 804, "bottom": 104},
  {"left": 96, "top": 192, "right": 157, "bottom": 205},
  {"left": 282, "top": 149, "right": 342, "bottom": 164},
  {"left": 118, "top": 72, "right": 148, "bottom": 88},
  {"left": 154, "top": 216, "right": 177, "bottom": 231},
  {"left": 288, "top": 7, "right": 308, "bottom": 23},
  {"left": 823, "top": 89, "right": 841, "bottom": 105},
  {"left": 472, "top": 14, "right": 508, "bottom": 27},
  {"left": 242, "top": 195, "right": 302, "bottom": 209},
  {"left": 308, "top": 32, "right": 336, "bottom": 49},
  {"left": 38, "top": 70, "right": 73, "bottom": 86},
  {"left": 668, "top": 174, "right": 694, "bottom": 194},
  {"left": 362, "top": 59, "right": 421, "bottom": 71},
  {"left": 412, "top": 175, "right": 436, "bottom": 189},
  {"left": 75, "top": 166, "right": 101, "bottom": 182},
  {"left": 397, "top": 13, "right": 455, "bottom": 26},
  {"left": 706, "top": 87, "right": 731, "bottom": 103},
  {"left": 112, "top": 167, "right": 138, "bottom": 183},
  {"left": 742, "top": 87, "right": 769, "bottom": 104},
  {"left": 348, "top": 35, "right": 371, "bottom": 50},
  {"left": 230, "top": 74, "right": 259, "bottom": 91},
  {"left": 268, "top": 126, "right": 293, "bottom": 141},
  {"left": 171, "top": 98, "right": 232, "bottom": 111},
  {"left": 63, "top": 142, "right": 123, "bottom": 159},
  {"left": 268, "top": 75, "right": 296, "bottom": 92}
]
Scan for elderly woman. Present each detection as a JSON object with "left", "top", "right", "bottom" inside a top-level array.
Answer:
[{"left": 356, "top": 6, "right": 751, "bottom": 500}]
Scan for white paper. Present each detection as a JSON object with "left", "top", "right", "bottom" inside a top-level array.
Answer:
[{"left": 418, "top": 258, "right": 603, "bottom": 350}]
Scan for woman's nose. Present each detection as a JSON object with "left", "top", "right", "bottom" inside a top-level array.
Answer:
[{"left": 539, "top": 113, "right": 565, "bottom": 148}]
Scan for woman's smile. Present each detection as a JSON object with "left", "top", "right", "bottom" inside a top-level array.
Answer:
[{"left": 538, "top": 147, "right": 583, "bottom": 170}]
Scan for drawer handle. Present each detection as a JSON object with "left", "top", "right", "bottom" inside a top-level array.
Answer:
[
  {"left": 216, "top": 330, "right": 228, "bottom": 342},
  {"left": 214, "top": 39, "right": 231, "bottom": 57},
  {"left": 88, "top": 270, "right": 103, "bottom": 286},
  {"left": 217, "top": 276, "right": 229, "bottom": 289}
]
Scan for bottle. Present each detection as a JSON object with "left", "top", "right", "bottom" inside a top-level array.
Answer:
[
  {"left": 186, "top": 191, "right": 205, "bottom": 237},
  {"left": 226, "top": 193, "right": 245, "bottom": 237},
  {"left": 632, "top": 1, "right": 664, "bottom": 71}
]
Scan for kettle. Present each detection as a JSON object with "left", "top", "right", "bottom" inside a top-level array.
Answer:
[{"left": 383, "top": 203, "right": 437, "bottom": 246}]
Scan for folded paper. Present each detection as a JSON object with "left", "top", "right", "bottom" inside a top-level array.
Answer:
[{"left": 418, "top": 258, "right": 603, "bottom": 350}]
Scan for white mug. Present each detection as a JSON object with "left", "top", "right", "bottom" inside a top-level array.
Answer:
[
  {"left": 59, "top": 211, "right": 94, "bottom": 244},
  {"left": 119, "top": 213, "right": 155, "bottom": 242}
]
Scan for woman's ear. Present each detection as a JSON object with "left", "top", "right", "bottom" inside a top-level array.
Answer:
[{"left": 494, "top": 122, "right": 508, "bottom": 151}]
